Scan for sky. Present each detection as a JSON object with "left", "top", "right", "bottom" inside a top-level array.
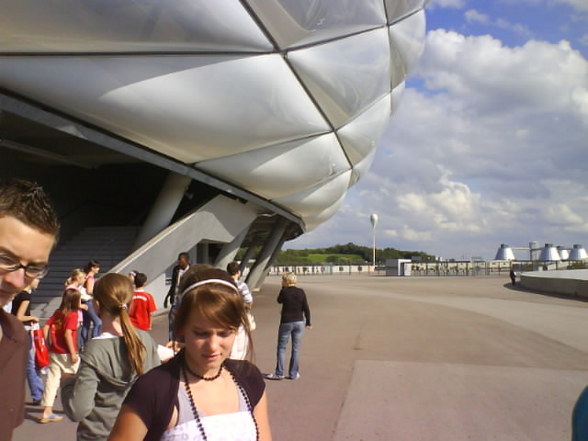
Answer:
[{"left": 287, "top": 0, "right": 588, "bottom": 261}]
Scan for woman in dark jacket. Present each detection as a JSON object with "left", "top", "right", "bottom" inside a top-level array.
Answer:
[{"left": 265, "top": 272, "right": 311, "bottom": 381}]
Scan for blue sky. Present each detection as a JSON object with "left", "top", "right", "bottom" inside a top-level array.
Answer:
[{"left": 288, "top": 0, "right": 588, "bottom": 260}]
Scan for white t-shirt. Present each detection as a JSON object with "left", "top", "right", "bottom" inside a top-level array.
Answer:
[{"left": 173, "top": 265, "right": 189, "bottom": 306}]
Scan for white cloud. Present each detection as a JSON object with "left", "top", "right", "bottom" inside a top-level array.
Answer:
[
  {"left": 465, "top": 9, "right": 490, "bottom": 24},
  {"left": 556, "top": 0, "right": 588, "bottom": 12},
  {"left": 543, "top": 203, "right": 584, "bottom": 226},
  {"left": 464, "top": 9, "right": 532, "bottom": 38},
  {"left": 289, "top": 30, "right": 588, "bottom": 259},
  {"left": 500, "top": 0, "right": 588, "bottom": 13},
  {"left": 494, "top": 18, "right": 532, "bottom": 38},
  {"left": 418, "top": 31, "right": 588, "bottom": 120},
  {"left": 427, "top": 0, "right": 466, "bottom": 9}
]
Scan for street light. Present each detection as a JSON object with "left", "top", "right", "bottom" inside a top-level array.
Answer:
[{"left": 370, "top": 213, "right": 378, "bottom": 269}]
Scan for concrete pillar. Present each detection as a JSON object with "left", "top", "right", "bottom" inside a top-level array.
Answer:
[
  {"left": 239, "top": 245, "right": 257, "bottom": 274},
  {"left": 112, "top": 195, "right": 258, "bottom": 289},
  {"left": 214, "top": 226, "right": 249, "bottom": 270},
  {"left": 133, "top": 172, "right": 191, "bottom": 250},
  {"left": 246, "top": 217, "right": 289, "bottom": 291},
  {"left": 197, "top": 243, "right": 210, "bottom": 264},
  {"left": 264, "top": 233, "right": 287, "bottom": 276}
]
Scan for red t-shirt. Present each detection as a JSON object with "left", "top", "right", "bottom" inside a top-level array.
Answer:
[
  {"left": 46, "top": 310, "right": 79, "bottom": 354},
  {"left": 129, "top": 290, "right": 157, "bottom": 331}
]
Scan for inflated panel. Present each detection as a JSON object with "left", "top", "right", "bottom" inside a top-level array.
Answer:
[
  {"left": 289, "top": 29, "right": 391, "bottom": 128},
  {"left": 196, "top": 134, "right": 351, "bottom": 199},
  {"left": 390, "top": 82, "right": 406, "bottom": 114},
  {"left": 385, "top": 0, "right": 428, "bottom": 24},
  {"left": 349, "top": 149, "right": 377, "bottom": 187},
  {"left": 0, "top": 0, "right": 273, "bottom": 53},
  {"left": 338, "top": 94, "right": 392, "bottom": 166},
  {"left": 0, "top": 55, "right": 330, "bottom": 162},
  {"left": 388, "top": 10, "right": 427, "bottom": 76},
  {"left": 303, "top": 193, "right": 347, "bottom": 231},
  {"left": 272, "top": 171, "right": 352, "bottom": 218},
  {"left": 245, "top": 0, "right": 386, "bottom": 49}
]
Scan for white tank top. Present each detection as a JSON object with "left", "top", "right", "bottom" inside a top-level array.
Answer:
[{"left": 159, "top": 383, "right": 257, "bottom": 441}]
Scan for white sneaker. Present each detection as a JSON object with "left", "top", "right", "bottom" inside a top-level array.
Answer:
[
  {"left": 265, "top": 373, "right": 284, "bottom": 380},
  {"left": 287, "top": 373, "right": 300, "bottom": 380}
]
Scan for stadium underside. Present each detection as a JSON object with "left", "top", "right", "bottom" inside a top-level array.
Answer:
[{"left": 0, "top": 91, "right": 304, "bottom": 297}]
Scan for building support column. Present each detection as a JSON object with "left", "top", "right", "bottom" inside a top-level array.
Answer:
[
  {"left": 214, "top": 226, "right": 250, "bottom": 270},
  {"left": 265, "top": 233, "right": 288, "bottom": 274},
  {"left": 246, "top": 217, "right": 289, "bottom": 291},
  {"left": 133, "top": 172, "right": 191, "bottom": 250},
  {"left": 239, "top": 246, "right": 257, "bottom": 273},
  {"left": 196, "top": 243, "right": 210, "bottom": 264}
]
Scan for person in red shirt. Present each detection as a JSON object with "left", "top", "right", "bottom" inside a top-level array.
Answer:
[
  {"left": 129, "top": 273, "right": 157, "bottom": 331},
  {"left": 40, "top": 288, "right": 81, "bottom": 423}
]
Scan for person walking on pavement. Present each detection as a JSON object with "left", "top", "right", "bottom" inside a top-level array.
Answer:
[
  {"left": 163, "top": 252, "right": 190, "bottom": 341},
  {"left": 265, "top": 272, "right": 311, "bottom": 381}
]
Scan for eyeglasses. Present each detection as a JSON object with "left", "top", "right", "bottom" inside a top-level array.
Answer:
[{"left": 0, "top": 254, "right": 49, "bottom": 279}]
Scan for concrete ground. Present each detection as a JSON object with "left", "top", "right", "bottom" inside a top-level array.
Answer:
[{"left": 14, "top": 274, "right": 588, "bottom": 440}]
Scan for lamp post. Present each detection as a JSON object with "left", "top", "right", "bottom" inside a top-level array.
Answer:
[{"left": 370, "top": 213, "right": 378, "bottom": 269}]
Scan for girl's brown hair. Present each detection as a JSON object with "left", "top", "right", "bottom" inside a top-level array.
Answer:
[
  {"left": 93, "top": 273, "right": 146, "bottom": 375},
  {"left": 59, "top": 288, "right": 81, "bottom": 315},
  {"left": 175, "top": 267, "right": 252, "bottom": 358}
]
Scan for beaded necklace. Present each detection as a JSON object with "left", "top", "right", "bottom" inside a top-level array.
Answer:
[
  {"left": 181, "top": 362, "right": 259, "bottom": 441},
  {"left": 184, "top": 361, "right": 223, "bottom": 381}
]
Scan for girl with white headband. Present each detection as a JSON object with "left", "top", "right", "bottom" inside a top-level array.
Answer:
[{"left": 109, "top": 267, "right": 272, "bottom": 441}]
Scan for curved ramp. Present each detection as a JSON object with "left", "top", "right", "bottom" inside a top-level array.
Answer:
[{"left": 521, "top": 269, "right": 588, "bottom": 299}]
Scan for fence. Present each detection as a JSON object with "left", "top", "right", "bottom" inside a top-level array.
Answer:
[
  {"left": 267, "top": 260, "right": 583, "bottom": 277},
  {"left": 267, "top": 264, "right": 377, "bottom": 276}
]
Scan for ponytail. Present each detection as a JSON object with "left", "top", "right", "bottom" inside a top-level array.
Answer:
[
  {"left": 118, "top": 303, "right": 146, "bottom": 375},
  {"left": 65, "top": 268, "right": 85, "bottom": 287},
  {"left": 93, "top": 273, "right": 146, "bottom": 375}
]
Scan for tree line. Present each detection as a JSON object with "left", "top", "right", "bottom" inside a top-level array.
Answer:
[{"left": 273, "top": 242, "right": 435, "bottom": 265}]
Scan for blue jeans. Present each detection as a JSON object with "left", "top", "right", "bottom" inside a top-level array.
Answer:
[
  {"left": 275, "top": 321, "right": 305, "bottom": 378},
  {"left": 26, "top": 332, "right": 44, "bottom": 401},
  {"left": 81, "top": 301, "right": 102, "bottom": 343}
]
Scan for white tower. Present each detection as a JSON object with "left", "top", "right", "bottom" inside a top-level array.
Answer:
[{"left": 370, "top": 213, "right": 378, "bottom": 267}]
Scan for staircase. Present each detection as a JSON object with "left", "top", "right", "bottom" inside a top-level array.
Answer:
[{"left": 32, "top": 226, "right": 138, "bottom": 318}]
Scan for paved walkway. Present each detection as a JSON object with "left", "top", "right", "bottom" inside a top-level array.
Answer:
[{"left": 14, "top": 275, "right": 588, "bottom": 440}]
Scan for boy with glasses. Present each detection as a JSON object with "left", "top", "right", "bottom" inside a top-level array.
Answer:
[{"left": 0, "top": 178, "right": 59, "bottom": 439}]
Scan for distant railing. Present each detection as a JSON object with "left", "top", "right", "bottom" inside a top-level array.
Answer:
[
  {"left": 267, "top": 260, "right": 585, "bottom": 277},
  {"left": 267, "top": 263, "right": 381, "bottom": 276}
]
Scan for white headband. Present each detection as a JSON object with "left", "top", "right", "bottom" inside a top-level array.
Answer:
[{"left": 181, "top": 279, "right": 239, "bottom": 297}]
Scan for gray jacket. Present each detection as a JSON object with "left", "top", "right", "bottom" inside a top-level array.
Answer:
[{"left": 61, "top": 329, "right": 160, "bottom": 441}]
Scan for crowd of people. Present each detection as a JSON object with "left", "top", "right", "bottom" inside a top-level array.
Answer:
[
  {"left": 4, "top": 177, "right": 588, "bottom": 441},
  {"left": 0, "top": 178, "right": 317, "bottom": 441}
]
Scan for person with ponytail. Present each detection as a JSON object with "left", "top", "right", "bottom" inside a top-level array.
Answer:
[{"left": 61, "top": 273, "right": 160, "bottom": 441}]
